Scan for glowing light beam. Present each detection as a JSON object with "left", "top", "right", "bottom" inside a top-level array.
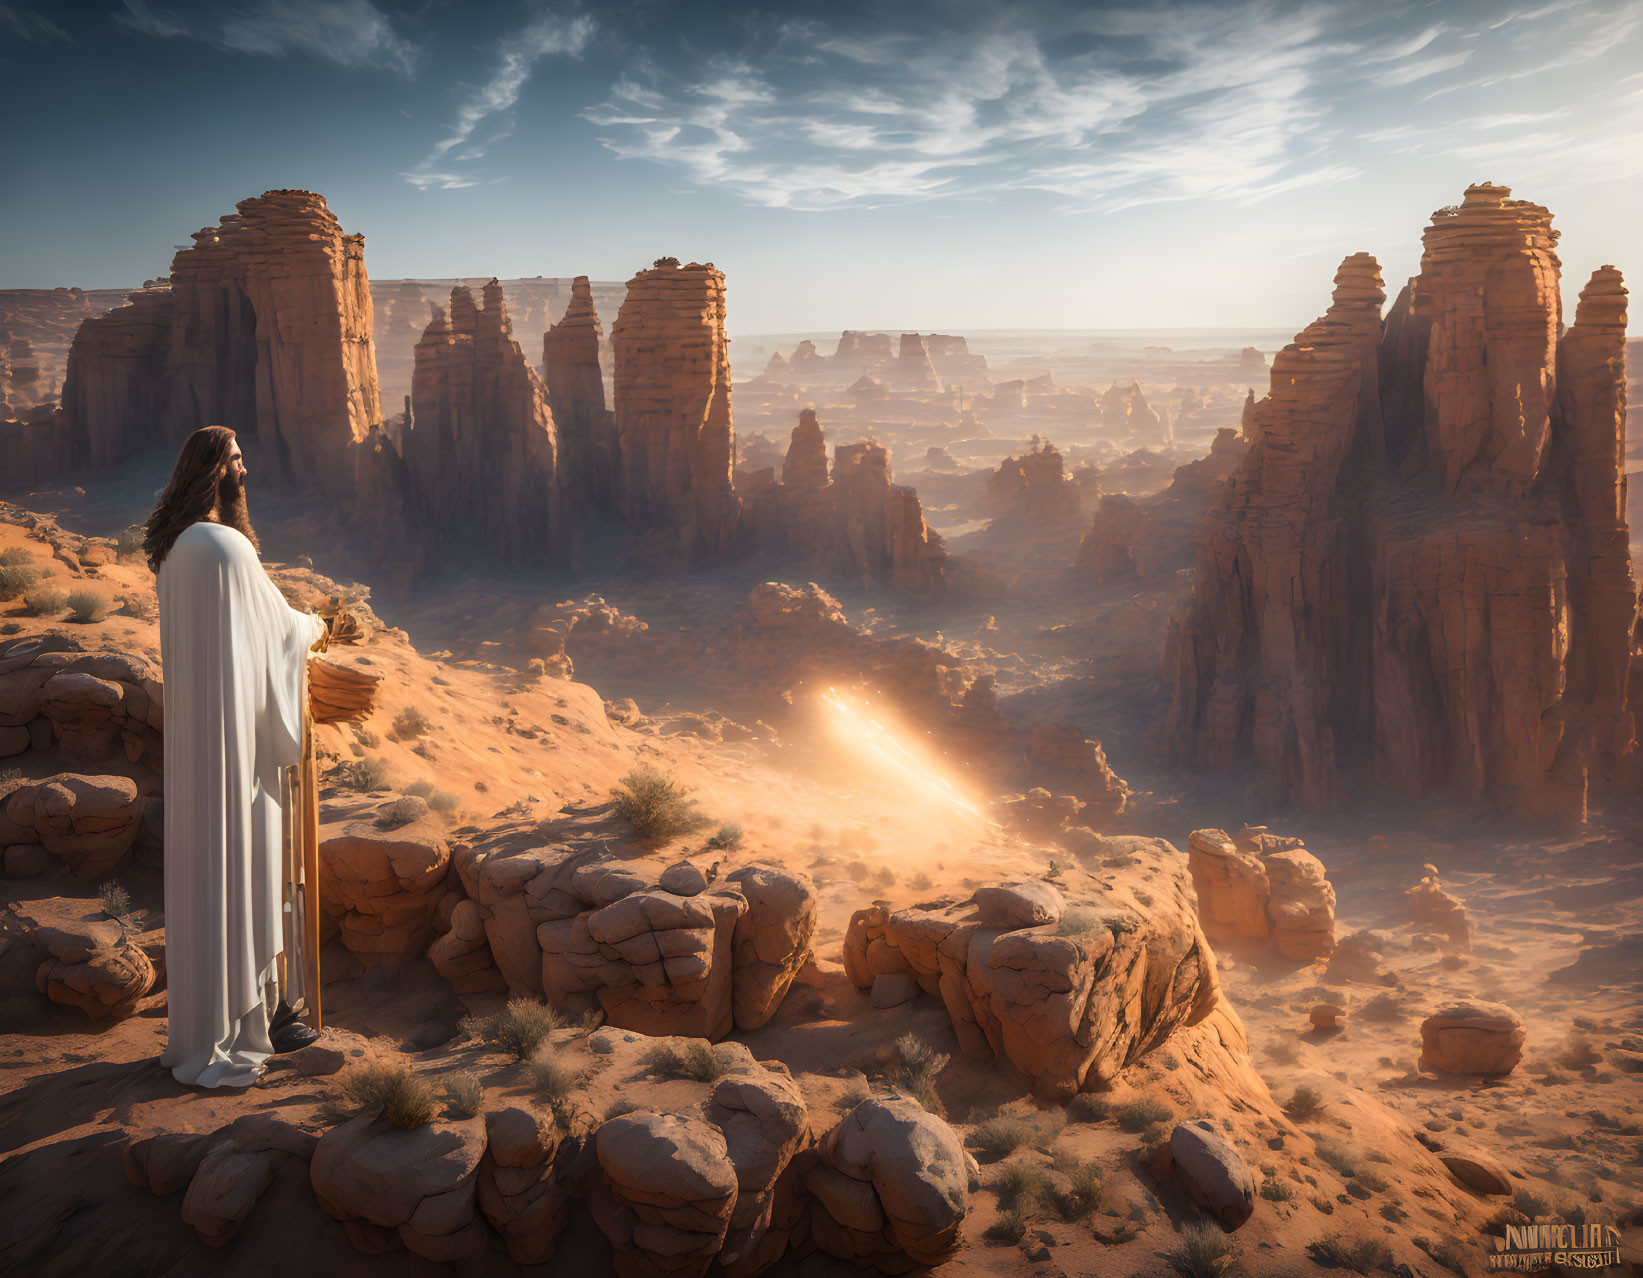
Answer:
[{"left": 819, "top": 687, "right": 983, "bottom": 820}]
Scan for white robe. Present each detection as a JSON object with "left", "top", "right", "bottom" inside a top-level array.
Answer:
[{"left": 157, "top": 522, "right": 324, "bottom": 1088}]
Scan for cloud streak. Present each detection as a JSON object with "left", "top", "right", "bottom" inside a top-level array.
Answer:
[
  {"left": 117, "top": 0, "right": 420, "bottom": 74},
  {"left": 402, "top": 10, "right": 595, "bottom": 190}
]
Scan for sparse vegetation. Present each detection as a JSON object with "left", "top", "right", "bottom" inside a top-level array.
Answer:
[
  {"left": 969, "top": 1116, "right": 1036, "bottom": 1158},
  {"left": 1056, "top": 1162, "right": 1104, "bottom": 1219},
  {"left": 0, "top": 768, "right": 24, "bottom": 800},
  {"left": 393, "top": 705, "right": 434, "bottom": 738},
  {"left": 1285, "top": 1084, "right": 1326, "bottom": 1121},
  {"left": 839, "top": 1073, "right": 871, "bottom": 1108},
  {"left": 1055, "top": 908, "right": 1103, "bottom": 939},
  {"left": 489, "top": 998, "right": 564, "bottom": 1061},
  {"left": 983, "top": 1207, "right": 1029, "bottom": 1244},
  {"left": 610, "top": 765, "right": 710, "bottom": 842},
  {"left": 441, "top": 1071, "right": 483, "bottom": 1118},
  {"left": 342, "top": 1062, "right": 437, "bottom": 1129},
  {"left": 889, "top": 1032, "right": 949, "bottom": 1116},
  {"left": 1114, "top": 1097, "right": 1173, "bottom": 1132},
  {"left": 1066, "top": 1093, "right": 1109, "bottom": 1123},
  {"left": 428, "top": 790, "right": 459, "bottom": 813},
  {"left": 707, "top": 823, "right": 744, "bottom": 851},
  {"left": 97, "top": 880, "right": 132, "bottom": 919},
  {"left": 644, "top": 1038, "right": 728, "bottom": 1083},
  {"left": 404, "top": 779, "right": 434, "bottom": 798},
  {"left": 1260, "top": 1177, "right": 1297, "bottom": 1202},
  {"left": 65, "top": 589, "right": 112, "bottom": 623},
  {"left": 375, "top": 796, "right": 426, "bottom": 829},
  {"left": 22, "top": 588, "right": 67, "bottom": 616},
  {"left": 1314, "top": 1137, "right": 1361, "bottom": 1178},
  {"left": 1413, "top": 1236, "right": 1470, "bottom": 1275},
  {"left": 1164, "top": 1223, "right": 1244, "bottom": 1278},
  {"left": 605, "top": 1098, "right": 641, "bottom": 1120},
  {"left": 1307, "top": 1237, "right": 1393, "bottom": 1274},
  {"left": 115, "top": 529, "right": 142, "bottom": 561},
  {"left": 529, "top": 1048, "right": 580, "bottom": 1110},
  {"left": 1511, "top": 1186, "right": 1551, "bottom": 1220},
  {"left": 346, "top": 757, "right": 391, "bottom": 791},
  {"left": 1354, "top": 1167, "right": 1388, "bottom": 1193},
  {"left": 0, "top": 562, "right": 41, "bottom": 602},
  {"left": 0, "top": 548, "right": 32, "bottom": 566},
  {"left": 994, "top": 1162, "right": 1055, "bottom": 1209}
]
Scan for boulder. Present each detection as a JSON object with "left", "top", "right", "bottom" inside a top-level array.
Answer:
[
  {"left": 726, "top": 864, "right": 817, "bottom": 1030},
  {"left": 1440, "top": 1149, "right": 1514, "bottom": 1196},
  {"left": 1159, "top": 1121, "right": 1255, "bottom": 1231},
  {"left": 310, "top": 1114, "right": 489, "bottom": 1261},
  {"left": 592, "top": 1111, "right": 739, "bottom": 1278},
  {"left": 0, "top": 773, "right": 144, "bottom": 880},
  {"left": 706, "top": 1071, "right": 809, "bottom": 1275},
  {"left": 30, "top": 912, "right": 153, "bottom": 1018},
  {"left": 1420, "top": 1002, "right": 1526, "bottom": 1076},
  {"left": 181, "top": 1144, "right": 276, "bottom": 1246},
  {"left": 476, "top": 1107, "right": 578, "bottom": 1264},
  {"left": 973, "top": 880, "right": 1064, "bottom": 929},
  {"left": 318, "top": 818, "right": 451, "bottom": 965}
]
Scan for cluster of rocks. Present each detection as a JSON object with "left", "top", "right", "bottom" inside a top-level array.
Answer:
[
  {"left": 0, "top": 634, "right": 163, "bottom": 773},
  {"left": 759, "top": 330, "right": 986, "bottom": 389},
  {"left": 1, "top": 895, "right": 157, "bottom": 1017},
  {"left": 1163, "top": 186, "right": 1635, "bottom": 822},
  {"left": 738, "top": 409, "right": 949, "bottom": 596},
  {"left": 1186, "top": 826, "right": 1337, "bottom": 959},
  {"left": 124, "top": 1040, "right": 972, "bottom": 1274},
  {"left": 985, "top": 438, "right": 1081, "bottom": 529},
  {"left": 844, "top": 838, "right": 1221, "bottom": 1098},
  {"left": 429, "top": 836, "right": 817, "bottom": 1040}
]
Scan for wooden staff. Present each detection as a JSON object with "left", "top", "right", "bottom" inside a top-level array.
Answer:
[{"left": 280, "top": 679, "right": 324, "bottom": 1031}]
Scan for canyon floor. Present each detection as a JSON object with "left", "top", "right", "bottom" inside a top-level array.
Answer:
[{"left": 1, "top": 441, "right": 1640, "bottom": 1278}]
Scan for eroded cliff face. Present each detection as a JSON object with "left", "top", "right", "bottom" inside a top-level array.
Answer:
[
  {"left": 543, "top": 275, "right": 618, "bottom": 518},
  {"left": 1163, "top": 186, "right": 1633, "bottom": 822},
  {"left": 741, "top": 409, "right": 948, "bottom": 596},
  {"left": 401, "top": 281, "right": 559, "bottom": 564},
  {"left": 610, "top": 260, "right": 739, "bottom": 562},
  {"left": 60, "top": 190, "right": 380, "bottom": 497}
]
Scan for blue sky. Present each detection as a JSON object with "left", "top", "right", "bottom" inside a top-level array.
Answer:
[{"left": 1, "top": 0, "right": 1638, "bottom": 332}]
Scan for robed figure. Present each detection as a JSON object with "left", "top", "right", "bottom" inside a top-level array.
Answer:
[{"left": 145, "top": 426, "right": 326, "bottom": 1089}]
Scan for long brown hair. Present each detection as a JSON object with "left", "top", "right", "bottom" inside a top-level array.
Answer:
[{"left": 143, "top": 425, "right": 259, "bottom": 572}]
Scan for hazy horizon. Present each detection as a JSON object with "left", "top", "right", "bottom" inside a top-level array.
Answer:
[{"left": 2, "top": 0, "right": 1637, "bottom": 332}]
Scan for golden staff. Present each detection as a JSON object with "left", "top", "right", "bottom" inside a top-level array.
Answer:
[{"left": 280, "top": 652, "right": 327, "bottom": 1032}]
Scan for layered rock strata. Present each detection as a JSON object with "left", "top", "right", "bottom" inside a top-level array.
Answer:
[
  {"left": 1186, "top": 827, "right": 1336, "bottom": 959},
  {"left": 610, "top": 260, "right": 739, "bottom": 560},
  {"left": 401, "top": 281, "right": 559, "bottom": 563},
  {"left": 1163, "top": 186, "right": 1635, "bottom": 821},
  {"left": 543, "top": 275, "right": 618, "bottom": 516},
  {"left": 61, "top": 190, "right": 380, "bottom": 496},
  {"left": 843, "top": 838, "right": 1220, "bottom": 1098}
]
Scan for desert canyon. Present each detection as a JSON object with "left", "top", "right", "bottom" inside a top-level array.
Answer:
[{"left": 0, "top": 180, "right": 1639, "bottom": 1278}]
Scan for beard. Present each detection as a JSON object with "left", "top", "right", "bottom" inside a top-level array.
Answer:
[{"left": 218, "top": 467, "right": 259, "bottom": 550}]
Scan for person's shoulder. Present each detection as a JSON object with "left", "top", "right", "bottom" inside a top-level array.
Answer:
[{"left": 172, "top": 521, "right": 255, "bottom": 563}]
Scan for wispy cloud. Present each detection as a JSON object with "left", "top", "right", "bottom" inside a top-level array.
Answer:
[
  {"left": 116, "top": 0, "right": 420, "bottom": 75},
  {"left": 401, "top": 10, "right": 595, "bottom": 190},
  {"left": 0, "top": 3, "right": 69, "bottom": 42}
]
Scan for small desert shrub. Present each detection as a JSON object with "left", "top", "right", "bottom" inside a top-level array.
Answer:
[
  {"left": 909, "top": 871, "right": 933, "bottom": 891},
  {"left": 22, "top": 588, "right": 66, "bottom": 616},
  {"left": 1511, "top": 1186, "right": 1552, "bottom": 1219},
  {"left": 1314, "top": 1138, "right": 1360, "bottom": 1178},
  {"left": 0, "top": 547, "right": 31, "bottom": 565},
  {"left": 375, "top": 796, "right": 426, "bottom": 830},
  {"left": 98, "top": 880, "right": 132, "bottom": 919},
  {"left": 1260, "top": 1177, "right": 1296, "bottom": 1202},
  {"left": 1066, "top": 1094, "right": 1109, "bottom": 1123},
  {"left": 0, "top": 768, "right": 23, "bottom": 799},
  {"left": 1055, "top": 908, "right": 1103, "bottom": 939},
  {"left": 995, "top": 1162, "right": 1054, "bottom": 1209},
  {"left": 1307, "top": 1237, "right": 1393, "bottom": 1274},
  {"left": 490, "top": 998, "right": 564, "bottom": 1061},
  {"left": 404, "top": 779, "right": 435, "bottom": 798},
  {"left": 1354, "top": 1167, "right": 1388, "bottom": 1193},
  {"left": 645, "top": 1038, "right": 727, "bottom": 1083},
  {"left": 983, "top": 1207, "right": 1029, "bottom": 1244},
  {"left": 393, "top": 705, "right": 433, "bottom": 738},
  {"left": 115, "top": 529, "right": 142, "bottom": 560},
  {"left": 347, "top": 757, "right": 391, "bottom": 791},
  {"left": 969, "top": 1116, "right": 1036, "bottom": 1158},
  {"left": 0, "top": 563, "right": 40, "bottom": 601},
  {"left": 1056, "top": 1162, "right": 1104, "bottom": 1219},
  {"left": 530, "top": 1049, "right": 580, "bottom": 1108},
  {"left": 707, "top": 823, "right": 744, "bottom": 851},
  {"left": 1285, "top": 1084, "right": 1326, "bottom": 1121},
  {"left": 1114, "top": 1097, "right": 1173, "bottom": 1132},
  {"left": 838, "top": 1072, "right": 871, "bottom": 1108},
  {"left": 890, "top": 1032, "right": 949, "bottom": 1117},
  {"left": 442, "top": 1071, "right": 484, "bottom": 1119},
  {"left": 605, "top": 1098, "right": 641, "bottom": 1120},
  {"left": 611, "top": 766, "right": 709, "bottom": 842},
  {"left": 1165, "top": 1223, "right": 1243, "bottom": 1278},
  {"left": 65, "top": 589, "right": 112, "bottom": 623},
  {"left": 1413, "top": 1237, "right": 1469, "bottom": 1275},
  {"left": 428, "top": 790, "right": 459, "bottom": 813},
  {"left": 343, "top": 1063, "right": 436, "bottom": 1129}
]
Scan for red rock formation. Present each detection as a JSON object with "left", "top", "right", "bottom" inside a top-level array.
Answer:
[
  {"left": 759, "top": 413, "right": 947, "bottom": 596},
  {"left": 892, "top": 332, "right": 942, "bottom": 391},
  {"left": 59, "top": 191, "right": 381, "bottom": 495},
  {"left": 543, "top": 275, "right": 617, "bottom": 514},
  {"left": 610, "top": 260, "right": 739, "bottom": 560},
  {"left": 986, "top": 438, "right": 1080, "bottom": 526},
  {"left": 401, "top": 282, "right": 559, "bottom": 564},
  {"left": 1164, "top": 186, "right": 1635, "bottom": 821},
  {"left": 1101, "top": 379, "right": 1162, "bottom": 437}
]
